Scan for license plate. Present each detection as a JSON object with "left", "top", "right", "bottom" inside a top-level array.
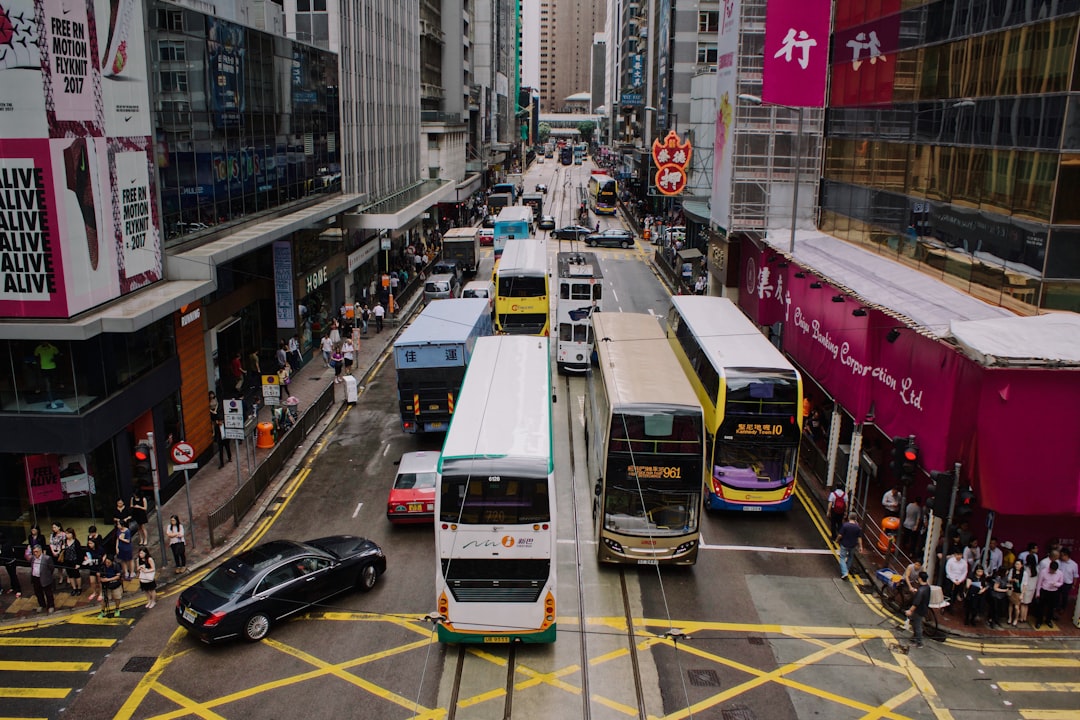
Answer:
[
  {"left": 182, "top": 607, "right": 197, "bottom": 624},
  {"left": 483, "top": 636, "right": 510, "bottom": 643},
  {"left": 428, "top": 422, "right": 443, "bottom": 429},
  {"left": 408, "top": 503, "right": 423, "bottom": 512},
  {"left": 742, "top": 506, "right": 763, "bottom": 512},
  {"left": 637, "top": 559, "right": 659, "bottom": 565}
]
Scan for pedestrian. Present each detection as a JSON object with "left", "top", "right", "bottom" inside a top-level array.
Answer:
[
  {"left": 963, "top": 538, "right": 982, "bottom": 574},
  {"left": 902, "top": 496, "right": 922, "bottom": 554},
  {"left": 986, "top": 537, "right": 1004, "bottom": 575},
  {"left": 342, "top": 338, "right": 355, "bottom": 376},
  {"left": 944, "top": 547, "right": 969, "bottom": 610},
  {"left": 114, "top": 518, "right": 134, "bottom": 581},
  {"left": 1006, "top": 558, "right": 1024, "bottom": 626},
  {"left": 230, "top": 351, "right": 245, "bottom": 395},
  {"left": 288, "top": 334, "right": 303, "bottom": 368},
  {"left": 1057, "top": 548, "right": 1077, "bottom": 618},
  {"left": 963, "top": 566, "right": 989, "bottom": 626},
  {"left": 247, "top": 350, "right": 261, "bottom": 387},
  {"left": 320, "top": 333, "right": 333, "bottom": 367},
  {"left": 1018, "top": 542, "right": 1039, "bottom": 566},
  {"left": 48, "top": 522, "right": 67, "bottom": 586},
  {"left": 329, "top": 318, "right": 341, "bottom": 346},
  {"left": 136, "top": 546, "right": 157, "bottom": 609},
  {"left": 374, "top": 302, "right": 385, "bottom": 332},
  {"left": 826, "top": 486, "right": 847, "bottom": 539},
  {"left": 276, "top": 341, "right": 288, "bottom": 371},
  {"left": 881, "top": 486, "right": 901, "bottom": 517},
  {"left": 130, "top": 490, "right": 149, "bottom": 545},
  {"left": 1019, "top": 553, "right": 1038, "bottom": 624},
  {"left": 331, "top": 345, "right": 344, "bottom": 383},
  {"left": 81, "top": 538, "right": 103, "bottom": 601},
  {"left": 1034, "top": 560, "right": 1064, "bottom": 629},
  {"left": 360, "top": 305, "right": 370, "bottom": 335},
  {"left": 0, "top": 528, "right": 22, "bottom": 596},
  {"left": 29, "top": 545, "right": 55, "bottom": 613},
  {"left": 904, "top": 571, "right": 931, "bottom": 648},
  {"left": 214, "top": 401, "right": 232, "bottom": 468},
  {"left": 835, "top": 513, "right": 864, "bottom": 580},
  {"left": 97, "top": 555, "right": 123, "bottom": 618},
  {"left": 166, "top": 515, "right": 187, "bottom": 573},
  {"left": 1001, "top": 540, "right": 1016, "bottom": 569},
  {"left": 988, "top": 567, "right": 1010, "bottom": 628},
  {"left": 61, "top": 528, "right": 82, "bottom": 596}
]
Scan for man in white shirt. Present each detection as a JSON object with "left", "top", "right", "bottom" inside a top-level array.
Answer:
[
  {"left": 985, "top": 537, "right": 1003, "bottom": 574},
  {"left": 373, "top": 302, "right": 385, "bottom": 333},
  {"left": 881, "top": 486, "right": 901, "bottom": 517},
  {"left": 944, "top": 547, "right": 969, "bottom": 610},
  {"left": 1057, "top": 548, "right": 1077, "bottom": 618}
]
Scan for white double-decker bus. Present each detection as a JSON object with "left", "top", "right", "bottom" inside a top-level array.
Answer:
[
  {"left": 555, "top": 251, "right": 603, "bottom": 374},
  {"left": 435, "top": 335, "right": 557, "bottom": 643}
]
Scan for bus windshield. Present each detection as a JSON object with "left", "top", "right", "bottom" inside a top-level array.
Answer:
[
  {"left": 713, "top": 443, "right": 796, "bottom": 488},
  {"left": 725, "top": 369, "right": 800, "bottom": 417},
  {"left": 499, "top": 276, "right": 547, "bottom": 297},
  {"left": 603, "top": 488, "right": 699, "bottom": 536},
  {"left": 439, "top": 475, "right": 552, "bottom": 524}
]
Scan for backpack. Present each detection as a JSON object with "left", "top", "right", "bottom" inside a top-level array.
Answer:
[{"left": 830, "top": 491, "right": 847, "bottom": 515}]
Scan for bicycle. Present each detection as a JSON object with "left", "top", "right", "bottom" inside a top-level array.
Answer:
[{"left": 877, "top": 569, "right": 947, "bottom": 641}]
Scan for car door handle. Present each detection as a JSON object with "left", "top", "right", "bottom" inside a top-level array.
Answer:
[{"left": 305, "top": 576, "right": 317, "bottom": 582}]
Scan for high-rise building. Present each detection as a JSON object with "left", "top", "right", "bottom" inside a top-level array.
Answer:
[{"left": 540, "top": 0, "right": 605, "bottom": 113}]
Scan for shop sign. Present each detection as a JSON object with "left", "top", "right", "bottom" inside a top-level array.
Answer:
[
  {"left": 25, "top": 454, "right": 64, "bottom": 505},
  {"left": 273, "top": 241, "right": 295, "bottom": 329},
  {"left": 652, "top": 130, "right": 692, "bottom": 196},
  {"left": 305, "top": 266, "right": 328, "bottom": 295},
  {"left": 180, "top": 306, "right": 202, "bottom": 327},
  {"left": 348, "top": 241, "right": 379, "bottom": 272}
]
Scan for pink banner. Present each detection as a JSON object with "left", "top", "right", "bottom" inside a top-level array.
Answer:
[
  {"left": 762, "top": 0, "right": 830, "bottom": 107},
  {"left": 25, "top": 454, "right": 64, "bottom": 504}
]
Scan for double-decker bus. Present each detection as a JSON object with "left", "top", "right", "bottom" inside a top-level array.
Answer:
[
  {"left": 587, "top": 172, "right": 618, "bottom": 216},
  {"left": 560, "top": 146, "right": 573, "bottom": 165},
  {"left": 495, "top": 239, "right": 549, "bottom": 336},
  {"left": 492, "top": 205, "right": 534, "bottom": 256},
  {"left": 573, "top": 143, "right": 586, "bottom": 164},
  {"left": 435, "top": 335, "right": 556, "bottom": 643},
  {"left": 586, "top": 312, "right": 705, "bottom": 565},
  {"left": 392, "top": 298, "right": 493, "bottom": 433},
  {"left": 555, "top": 251, "right": 603, "bottom": 374},
  {"left": 667, "top": 296, "right": 803, "bottom": 512}
]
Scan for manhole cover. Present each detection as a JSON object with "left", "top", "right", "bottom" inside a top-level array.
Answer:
[
  {"left": 688, "top": 669, "right": 721, "bottom": 687},
  {"left": 721, "top": 705, "right": 756, "bottom": 720},
  {"left": 121, "top": 656, "right": 157, "bottom": 673},
  {"left": 747, "top": 636, "right": 764, "bottom": 645}
]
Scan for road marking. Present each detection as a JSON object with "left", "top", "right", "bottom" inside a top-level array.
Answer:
[
  {"left": 697, "top": 540, "right": 835, "bottom": 555},
  {"left": 1000, "top": 682, "right": 1080, "bottom": 692},
  {"left": 0, "top": 637, "right": 115, "bottom": 647},
  {"left": 980, "top": 658, "right": 1080, "bottom": 668},
  {"left": 1019, "top": 712, "right": 1080, "bottom": 720},
  {"left": 0, "top": 686, "right": 71, "bottom": 698},
  {"left": 0, "top": 660, "right": 93, "bottom": 672},
  {"left": 895, "top": 651, "right": 956, "bottom": 720},
  {"left": 352, "top": 502, "right": 363, "bottom": 518}
]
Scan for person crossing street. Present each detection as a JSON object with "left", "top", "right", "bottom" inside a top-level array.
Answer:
[{"left": 905, "top": 571, "right": 931, "bottom": 647}]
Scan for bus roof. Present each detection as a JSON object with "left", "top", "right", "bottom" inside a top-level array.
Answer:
[
  {"left": 557, "top": 251, "right": 603, "bottom": 280},
  {"left": 394, "top": 298, "right": 492, "bottom": 347},
  {"left": 442, "top": 227, "right": 478, "bottom": 240},
  {"left": 440, "top": 335, "right": 552, "bottom": 467},
  {"left": 495, "top": 206, "right": 534, "bottom": 223},
  {"left": 592, "top": 312, "right": 700, "bottom": 411},
  {"left": 499, "top": 239, "right": 548, "bottom": 277},
  {"left": 670, "top": 296, "right": 799, "bottom": 372}
]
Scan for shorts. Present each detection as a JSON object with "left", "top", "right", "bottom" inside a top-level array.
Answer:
[
  {"left": 139, "top": 580, "right": 156, "bottom": 592},
  {"left": 106, "top": 585, "right": 123, "bottom": 600},
  {"left": 344, "top": 358, "right": 353, "bottom": 368}
]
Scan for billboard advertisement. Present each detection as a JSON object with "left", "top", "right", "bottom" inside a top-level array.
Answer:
[
  {"left": 207, "top": 18, "right": 246, "bottom": 128},
  {"left": 710, "top": 0, "right": 739, "bottom": 234},
  {"left": 0, "top": 0, "right": 160, "bottom": 318},
  {"left": 762, "top": 0, "right": 830, "bottom": 107}
]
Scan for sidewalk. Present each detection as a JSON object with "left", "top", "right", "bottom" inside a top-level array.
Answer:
[{"left": 0, "top": 289, "right": 424, "bottom": 623}]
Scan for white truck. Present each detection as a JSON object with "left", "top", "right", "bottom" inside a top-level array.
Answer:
[{"left": 441, "top": 227, "right": 481, "bottom": 275}]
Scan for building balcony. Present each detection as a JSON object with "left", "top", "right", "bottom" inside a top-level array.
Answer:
[
  {"left": 421, "top": 111, "right": 464, "bottom": 125},
  {"left": 420, "top": 18, "right": 445, "bottom": 42}
]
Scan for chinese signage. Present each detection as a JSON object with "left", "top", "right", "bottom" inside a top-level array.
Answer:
[
  {"left": 630, "top": 55, "right": 644, "bottom": 87},
  {"left": 762, "top": 0, "right": 830, "bottom": 107},
  {"left": 830, "top": 0, "right": 901, "bottom": 107},
  {"left": 651, "top": 131, "right": 692, "bottom": 196},
  {"left": 273, "top": 241, "right": 295, "bottom": 328}
]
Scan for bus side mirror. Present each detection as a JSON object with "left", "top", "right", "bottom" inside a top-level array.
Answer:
[{"left": 594, "top": 482, "right": 602, "bottom": 497}]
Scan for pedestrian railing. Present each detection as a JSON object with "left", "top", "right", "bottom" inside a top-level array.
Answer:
[{"left": 206, "top": 379, "right": 336, "bottom": 548}]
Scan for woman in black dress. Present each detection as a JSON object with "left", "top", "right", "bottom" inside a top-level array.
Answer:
[{"left": 130, "top": 492, "right": 149, "bottom": 545}]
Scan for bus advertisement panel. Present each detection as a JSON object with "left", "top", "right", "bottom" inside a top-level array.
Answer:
[{"left": 667, "top": 296, "right": 803, "bottom": 511}]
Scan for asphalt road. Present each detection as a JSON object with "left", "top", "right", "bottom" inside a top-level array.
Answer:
[{"left": 8, "top": 161, "right": 1080, "bottom": 720}]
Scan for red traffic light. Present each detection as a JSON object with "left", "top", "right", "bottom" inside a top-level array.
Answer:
[
  {"left": 903, "top": 446, "right": 918, "bottom": 462},
  {"left": 134, "top": 444, "right": 150, "bottom": 462}
]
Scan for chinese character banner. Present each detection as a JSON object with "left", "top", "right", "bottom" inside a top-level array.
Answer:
[{"left": 762, "top": 0, "right": 830, "bottom": 108}]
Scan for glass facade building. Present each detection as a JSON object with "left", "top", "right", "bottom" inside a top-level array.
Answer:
[
  {"left": 821, "top": 0, "right": 1080, "bottom": 313},
  {"left": 150, "top": 1, "right": 340, "bottom": 243}
]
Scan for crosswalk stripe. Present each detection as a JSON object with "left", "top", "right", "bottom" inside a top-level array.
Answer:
[
  {"left": 979, "top": 658, "right": 1080, "bottom": 668},
  {"left": 0, "top": 686, "right": 71, "bottom": 698},
  {"left": 0, "top": 660, "right": 93, "bottom": 672},
  {"left": 1000, "top": 682, "right": 1080, "bottom": 692},
  {"left": 1018, "top": 711, "right": 1080, "bottom": 719},
  {"left": 0, "top": 637, "right": 115, "bottom": 648}
]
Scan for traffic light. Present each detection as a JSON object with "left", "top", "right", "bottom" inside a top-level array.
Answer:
[
  {"left": 133, "top": 440, "right": 152, "bottom": 490},
  {"left": 890, "top": 436, "right": 907, "bottom": 477},
  {"left": 926, "top": 470, "right": 955, "bottom": 514},
  {"left": 957, "top": 486, "right": 976, "bottom": 518},
  {"left": 890, "top": 435, "right": 919, "bottom": 485}
]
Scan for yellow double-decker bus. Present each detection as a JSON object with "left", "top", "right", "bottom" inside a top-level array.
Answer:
[
  {"left": 667, "top": 296, "right": 803, "bottom": 512},
  {"left": 495, "top": 239, "right": 550, "bottom": 336}
]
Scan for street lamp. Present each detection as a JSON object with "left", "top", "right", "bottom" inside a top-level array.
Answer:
[
  {"left": 739, "top": 93, "right": 803, "bottom": 256},
  {"left": 643, "top": 105, "right": 658, "bottom": 152}
]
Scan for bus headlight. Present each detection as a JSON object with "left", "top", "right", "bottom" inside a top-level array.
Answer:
[
  {"left": 602, "top": 538, "right": 624, "bottom": 554},
  {"left": 675, "top": 540, "right": 697, "bottom": 555}
]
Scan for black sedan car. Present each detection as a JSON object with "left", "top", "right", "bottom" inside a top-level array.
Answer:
[
  {"left": 176, "top": 536, "right": 386, "bottom": 643},
  {"left": 538, "top": 214, "right": 556, "bottom": 230},
  {"left": 535, "top": 183, "right": 548, "bottom": 194},
  {"left": 586, "top": 228, "right": 635, "bottom": 248},
  {"left": 551, "top": 225, "right": 592, "bottom": 240}
]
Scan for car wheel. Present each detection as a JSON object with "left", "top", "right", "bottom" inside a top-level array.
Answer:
[
  {"left": 587, "top": 240, "right": 595, "bottom": 247},
  {"left": 244, "top": 613, "right": 271, "bottom": 642},
  {"left": 620, "top": 240, "right": 630, "bottom": 248},
  {"left": 357, "top": 564, "right": 378, "bottom": 592}
]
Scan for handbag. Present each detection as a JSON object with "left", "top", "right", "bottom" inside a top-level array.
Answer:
[
  {"left": 128, "top": 519, "right": 140, "bottom": 533},
  {"left": 56, "top": 548, "right": 65, "bottom": 564},
  {"left": 24, "top": 545, "right": 32, "bottom": 562}
]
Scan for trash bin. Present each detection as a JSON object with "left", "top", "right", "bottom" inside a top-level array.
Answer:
[
  {"left": 343, "top": 375, "right": 359, "bottom": 403},
  {"left": 256, "top": 421, "right": 275, "bottom": 449},
  {"left": 878, "top": 516, "right": 901, "bottom": 552}
]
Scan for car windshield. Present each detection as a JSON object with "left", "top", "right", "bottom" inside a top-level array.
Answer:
[
  {"left": 395, "top": 470, "right": 438, "bottom": 490},
  {"left": 201, "top": 561, "right": 256, "bottom": 597}
]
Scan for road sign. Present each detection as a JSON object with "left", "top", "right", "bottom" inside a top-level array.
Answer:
[
  {"left": 262, "top": 374, "right": 281, "bottom": 406},
  {"left": 172, "top": 462, "right": 198, "bottom": 471},
  {"left": 222, "top": 399, "right": 244, "bottom": 427},
  {"left": 171, "top": 442, "right": 195, "bottom": 465}
]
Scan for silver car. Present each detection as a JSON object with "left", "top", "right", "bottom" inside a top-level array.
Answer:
[{"left": 423, "top": 273, "right": 459, "bottom": 301}]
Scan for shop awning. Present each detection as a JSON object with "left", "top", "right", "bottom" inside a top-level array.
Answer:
[
  {"left": 677, "top": 248, "right": 703, "bottom": 261},
  {"left": 682, "top": 200, "right": 711, "bottom": 224}
]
